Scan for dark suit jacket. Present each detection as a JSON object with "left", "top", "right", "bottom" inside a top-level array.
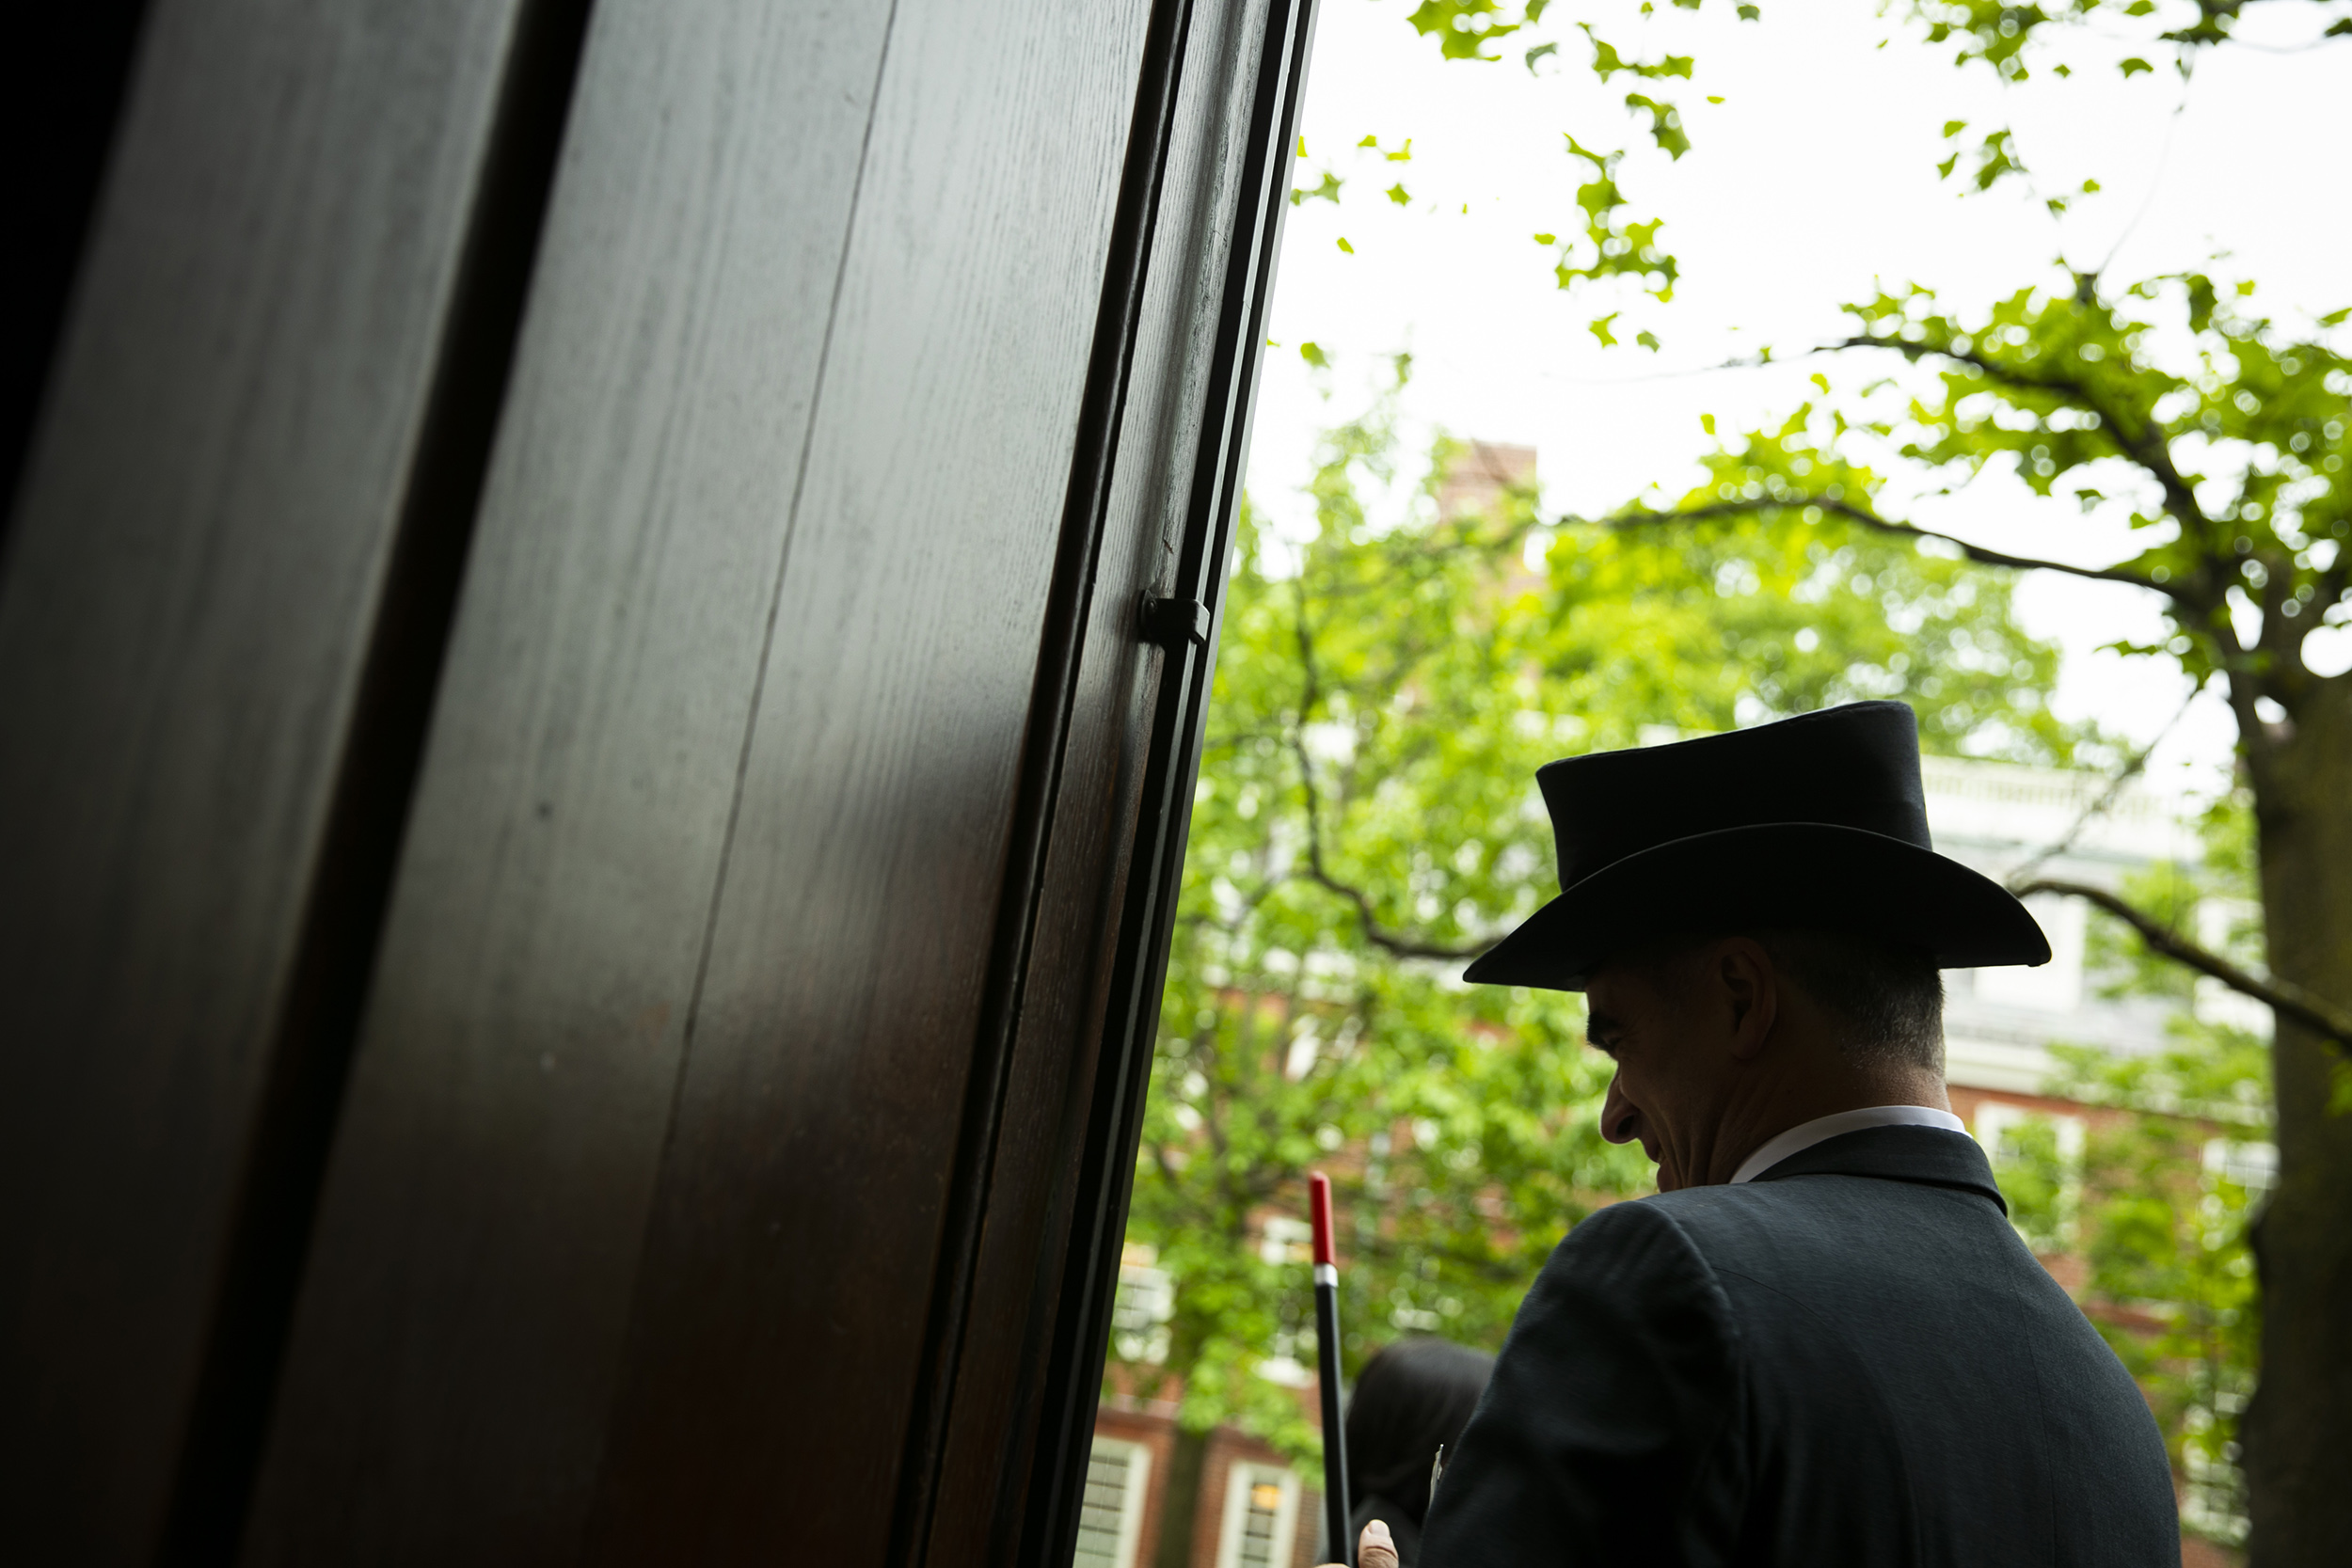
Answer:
[{"left": 1420, "top": 1127, "right": 2178, "bottom": 1566}]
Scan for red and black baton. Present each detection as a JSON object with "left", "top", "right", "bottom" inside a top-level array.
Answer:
[{"left": 1310, "top": 1171, "right": 1353, "bottom": 1565}]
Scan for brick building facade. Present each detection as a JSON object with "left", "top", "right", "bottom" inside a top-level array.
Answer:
[{"left": 1081, "top": 1401, "right": 1327, "bottom": 1568}]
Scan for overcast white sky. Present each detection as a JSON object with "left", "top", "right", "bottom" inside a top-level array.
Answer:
[{"left": 1245, "top": 0, "right": 2351, "bottom": 803}]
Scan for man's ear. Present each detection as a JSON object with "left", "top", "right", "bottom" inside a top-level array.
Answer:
[{"left": 1716, "top": 938, "right": 1778, "bottom": 1061}]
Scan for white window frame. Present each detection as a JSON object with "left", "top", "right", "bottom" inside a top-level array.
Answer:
[
  {"left": 1973, "top": 891, "right": 2088, "bottom": 1013},
  {"left": 1214, "top": 1459, "right": 1301, "bottom": 1568},
  {"left": 1973, "top": 1100, "right": 2087, "bottom": 1247},
  {"left": 2202, "top": 1136, "right": 2277, "bottom": 1193},
  {"left": 1073, "top": 1435, "right": 1152, "bottom": 1568},
  {"left": 1111, "top": 1246, "right": 1173, "bottom": 1366},
  {"left": 1973, "top": 1100, "right": 2086, "bottom": 1164}
]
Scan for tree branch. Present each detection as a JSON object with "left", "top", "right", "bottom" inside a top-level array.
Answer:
[
  {"left": 2005, "top": 684, "right": 2200, "bottom": 887},
  {"left": 1306, "top": 860, "right": 1493, "bottom": 962},
  {"left": 1590, "top": 495, "right": 2170, "bottom": 594},
  {"left": 2212, "top": 626, "right": 2282, "bottom": 802},
  {"left": 1291, "top": 722, "right": 1490, "bottom": 962},
  {"left": 2013, "top": 878, "right": 2352, "bottom": 1050},
  {"left": 2254, "top": 556, "right": 2316, "bottom": 708},
  {"left": 1823, "top": 333, "right": 2210, "bottom": 531},
  {"left": 1291, "top": 592, "right": 1491, "bottom": 964}
]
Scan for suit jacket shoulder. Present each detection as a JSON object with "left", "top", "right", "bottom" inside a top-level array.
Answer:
[
  {"left": 1422, "top": 1129, "right": 2180, "bottom": 1568},
  {"left": 1420, "top": 1197, "right": 1750, "bottom": 1565}
]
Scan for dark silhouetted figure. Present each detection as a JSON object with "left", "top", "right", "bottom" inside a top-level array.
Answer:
[{"left": 1339, "top": 1337, "right": 1494, "bottom": 1567}]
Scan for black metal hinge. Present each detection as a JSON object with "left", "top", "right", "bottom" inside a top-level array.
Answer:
[{"left": 1137, "top": 592, "right": 1210, "bottom": 651}]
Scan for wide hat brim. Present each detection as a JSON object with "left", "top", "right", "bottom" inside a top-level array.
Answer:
[{"left": 1462, "top": 820, "right": 2050, "bottom": 991}]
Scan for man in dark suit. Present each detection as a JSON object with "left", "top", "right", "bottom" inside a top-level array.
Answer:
[{"left": 1332, "top": 702, "right": 2179, "bottom": 1567}]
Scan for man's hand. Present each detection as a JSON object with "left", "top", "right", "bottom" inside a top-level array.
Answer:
[{"left": 1316, "top": 1517, "right": 1397, "bottom": 1568}]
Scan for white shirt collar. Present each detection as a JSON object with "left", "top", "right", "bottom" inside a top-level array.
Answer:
[{"left": 1727, "top": 1104, "right": 1965, "bottom": 1186}]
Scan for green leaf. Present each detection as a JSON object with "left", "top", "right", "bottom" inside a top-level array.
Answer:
[
  {"left": 1387, "top": 138, "right": 1414, "bottom": 162},
  {"left": 2185, "top": 274, "right": 2217, "bottom": 332},
  {"left": 1525, "top": 41, "right": 1558, "bottom": 71},
  {"left": 1336, "top": 236, "right": 1355, "bottom": 254},
  {"left": 1299, "top": 341, "right": 1330, "bottom": 370},
  {"left": 1626, "top": 92, "right": 1692, "bottom": 160},
  {"left": 1737, "top": 3, "right": 1760, "bottom": 19},
  {"left": 1388, "top": 182, "right": 1412, "bottom": 206},
  {"left": 1942, "top": 119, "right": 1968, "bottom": 139},
  {"left": 1532, "top": 231, "right": 1557, "bottom": 245},
  {"left": 1289, "top": 170, "right": 1343, "bottom": 207},
  {"left": 1407, "top": 0, "right": 1519, "bottom": 61},
  {"left": 2120, "top": 56, "right": 2153, "bottom": 78},
  {"left": 1699, "top": 412, "right": 1716, "bottom": 436},
  {"left": 1635, "top": 329, "right": 1661, "bottom": 351},
  {"left": 1970, "top": 128, "right": 2023, "bottom": 192},
  {"left": 1358, "top": 135, "right": 1379, "bottom": 148},
  {"left": 1588, "top": 312, "right": 1620, "bottom": 347}
]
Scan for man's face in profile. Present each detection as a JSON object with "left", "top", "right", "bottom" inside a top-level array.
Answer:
[{"left": 1584, "top": 954, "right": 1711, "bottom": 1191}]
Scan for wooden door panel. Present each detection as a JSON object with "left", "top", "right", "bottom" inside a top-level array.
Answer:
[
  {"left": 578, "top": 1, "right": 1156, "bottom": 1558},
  {"left": 4, "top": 0, "right": 1297, "bottom": 1556},
  {"left": 916, "top": 0, "right": 1279, "bottom": 1552},
  {"left": 0, "top": 4, "right": 526, "bottom": 1559},
  {"left": 239, "top": 5, "right": 896, "bottom": 1561}
]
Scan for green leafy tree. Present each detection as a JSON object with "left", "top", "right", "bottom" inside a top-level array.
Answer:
[{"left": 1118, "top": 372, "right": 2087, "bottom": 1563}]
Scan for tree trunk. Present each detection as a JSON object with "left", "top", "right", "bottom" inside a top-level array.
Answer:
[
  {"left": 1155, "top": 1422, "right": 1211, "bottom": 1568},
  {"left": 2242, "top": 675, "right": 2352, "bottom": 1566}
]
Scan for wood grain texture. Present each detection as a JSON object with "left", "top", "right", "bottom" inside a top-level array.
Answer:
[
  {"left": 239, "top": 6, "right": 895, "bottom": 1562},
  {"left": 1015, "top": 1, "right": 1322, "bottom": 1558},
  {"left": 0, "top": 2, "right": 149, "bottom": 537},
  {"left": 575, "top": 1, "right": 1157, "bottom": 1560},
  {"left": 916, "top": 0, "right": 1279, "bottom": 1556},
  {"left": 0, "top": 4, "right": 521, "bottom": 1560}
]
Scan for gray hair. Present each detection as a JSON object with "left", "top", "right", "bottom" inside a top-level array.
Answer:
[
  {"left": 1754, "top": 929, "right": 1945, "bottom": 1073},
  {"left": 1630, "top": 928, "right": 1946, "bottom": 1073}
]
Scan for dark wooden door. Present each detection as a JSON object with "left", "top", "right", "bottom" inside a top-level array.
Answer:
[{"left": 0, "top": 0, "right": 1314, "bottom": 1562}]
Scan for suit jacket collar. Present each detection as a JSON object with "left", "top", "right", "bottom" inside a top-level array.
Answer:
[{"left": 1749, "top": 1125, "right": 2008, "bottom": 1214}]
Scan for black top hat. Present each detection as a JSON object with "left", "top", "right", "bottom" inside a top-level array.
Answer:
[{"left": 1463, "top": 701, "right": 2050, "bottom": 990}]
